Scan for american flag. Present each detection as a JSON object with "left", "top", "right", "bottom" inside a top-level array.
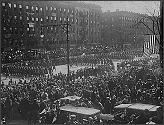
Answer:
[{"left": 143, "top": 35, "right": 159, "bottom": 57}]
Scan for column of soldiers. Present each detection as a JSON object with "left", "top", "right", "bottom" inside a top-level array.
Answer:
[
  {"left": 69, "top": 54, "right": 114, "bottom": 68},
  {"left": 1, "top": 61, "right": 48, "bottom": 78}
]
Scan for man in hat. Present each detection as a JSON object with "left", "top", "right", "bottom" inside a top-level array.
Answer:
[
  {"left": 66, "top": 114, "right": 80, "bottom": 124},
  {"left": 151, "top": 106, "right": 163, "bottom": 124},
  {"left": 103, "top": 97, "right": 112, "bottom": 114},
  {"left": 29, "top": 99, "right": 40, "bottom": 123},
  {"left": 131, "top": 109, "right": 150, "bottom": 124}
]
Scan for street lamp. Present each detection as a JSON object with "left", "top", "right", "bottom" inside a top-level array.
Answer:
[{"left": 28, "top": 15, "right": 72, "bottom": 84}]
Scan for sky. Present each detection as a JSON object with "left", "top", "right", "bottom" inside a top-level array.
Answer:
[{"left": 80, "top": 1, "right": 160, "bottom": 16}]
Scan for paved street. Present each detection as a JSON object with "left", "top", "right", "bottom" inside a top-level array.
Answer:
[
  {"left": 1, "top": 60, "right": 121, "bottom": 86},
  {"left": 1, "top": 64, "right": 89, "bottom": 85}
]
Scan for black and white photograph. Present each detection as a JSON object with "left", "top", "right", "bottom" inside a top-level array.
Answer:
[{"left": 1, "top": 1, "right": 163, "bottom": 124}]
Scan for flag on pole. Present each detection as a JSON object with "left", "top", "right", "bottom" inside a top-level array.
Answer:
[{"left": 143, "top": 35, "right": 159, "bottom": 58}]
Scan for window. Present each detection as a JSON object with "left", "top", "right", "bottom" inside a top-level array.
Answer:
[
  {"left": 19, "top": 5, "right": 22, "bottom": 11},
  {"left": 27, "top": 17, "right": 29, "bottom": 21},
  {"left": 68, "top": 9, "right": 70, "bottom": 13},
  {"left": 36, "top": 18, "right": 38, "bottom": 22},
  {"left": 60, "top": 17, "right": 62, "bottom": 21},
  {"left": 72, "top": 10, "right": 74, "bottom": 14},
  {"left": 15, "top": 27, "right": 18, "bottom": 34},
  {"left": 26, "top": 5, "right": 29, "bottom": 9},
  {"left": 27, "top": 28, "right": 29, "bottom": 31},
  {"left": 60, "top": 8, "right": 62, "bottom": 12},
  {"left": 51, "top": 17, "right": 53, "bottom": 23},
  {"left": 36, "top": 6, "right": 38, "bottom": 11},
  {"left": 3, "top": 27, "right": 6, "bottom": 31},
  {"left": 9, "top": 3, "right": 11, "bottom": 8},
  {"left": 64, "top": 8, "right": 66, "bottom": 12},
  {"left": 97, "top": 21, "right": 99, "bottom": 26},
  {"left": 7, "top": 18, "right": 10, "bottom": 22},
  {"left": 14, "top": 16, "right": 17, "bottom": 19},
  {"left": 32, "top": 17, "right": 34, "bottom": 22},
  {"left": 54, "top": 7, "right": 57, "bottom": 11},
  {"left": 51, "top": 27, "right": 53, "bottom": 33},
  {"left": 54, "top": 16, "right": 57, "bottom": 21},
  {"left": 76, "top": 19, "right": 78, "bottom": 24},
  {"left": 72, "top": 18, "right": 74, "bottom": 23},
  {"left": 36, "top": 6, "right": 39, "bottom": 13},
  {"left": 32, "top": 6, "right": 34, "bottom": 12},
  {"left": 46, "top": 6, "right": 48, "bottom": 11},
  {"left": 40, "top": 18, "right": 43, "bottom": 23},
  {"left": 64, "top": 18, "right": 66, "bottom": 22},
  {"left": 32, "top": 27, "right": 34, "bottom": 31},
  {"left": 40, "top": 7, "right": 43, "bottom": 12},
  {"left": 46, "top": 16, "right": 49, "bottom": 22},
  {"left": 50, "top": 7, "right": 53, "bottom": 11},
  {"left": 20, "top": 16, "right": 22, "bottom": 20},
  {"left": 41, "top": 27, "right": 44, "bottom": 34},
  {"left": 14, "top": 4, "right": 16, "bottom": 8},
  {"left": 13, "top": 4, "right": 17, "bottom": 11},
  {"left": 2, "top": 2, "right": 5, "bottom": 6}
]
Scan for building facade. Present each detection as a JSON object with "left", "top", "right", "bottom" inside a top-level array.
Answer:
[
  {"left": 101, "top": 10, "right": 150, "bottom": 50},
  {"left": 1, "top": 1, "right": 102, "bottom": 51}
]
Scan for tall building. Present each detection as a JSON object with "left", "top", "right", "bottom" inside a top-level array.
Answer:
[
  {"left": 1, "top": 1, "right": 102, "bottom": 51},
  {"left": 101, "top": 10, "right": 150, "bottom": 50}
]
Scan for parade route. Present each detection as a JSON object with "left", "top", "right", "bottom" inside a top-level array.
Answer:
[
  {"left": 1, "top": 59, "right": 121, "bottom": 85},
  {"left": 52, "top": 65, "right": 87, "bottom": 75},
  {"left": 1, "top": 65, "right": 89, "bottom": 85}
]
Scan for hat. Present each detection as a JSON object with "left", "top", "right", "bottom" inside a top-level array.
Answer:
[
  {"left": 83, "top": 119, "right": 88, "bottom": 122},
  {"left": 70, "top": 114, "right": 76, "bottom": 119}
]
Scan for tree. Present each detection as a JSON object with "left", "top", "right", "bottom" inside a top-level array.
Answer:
[{"left": 131, "top": 1, "right": 163, "bottom": 68}]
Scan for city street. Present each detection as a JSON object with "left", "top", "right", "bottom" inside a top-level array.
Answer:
[{"left": 1, "top": 60, "right": 121, "bottom": 86}]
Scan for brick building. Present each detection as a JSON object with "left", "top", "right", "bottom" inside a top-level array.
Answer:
[
  {"left": 1, "top": 1, "right": 102, "bottom": 51},
  {"left": 101, "top": 10, "right": 150, "bottom": 50}
]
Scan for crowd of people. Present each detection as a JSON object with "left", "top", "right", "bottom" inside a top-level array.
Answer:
[
  {"left": 1, "top": 52, "right": 163, "bottom": 124},
  {"left": 1, "top": 47, "right": 144, "bottom": 79}
]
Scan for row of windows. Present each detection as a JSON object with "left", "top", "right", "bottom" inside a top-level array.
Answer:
[
  {"left": 104, "top": 17, "right": 140, "bottom": 23},
  {"left": 3, "top": 15, "right": 101, "bottom": 27},
  {"left": 2, "top": 2, "right": 22, "bottom": 9},
  {"left": 2, "top": 15, "right": 23, "bottom": 21},
  {"left": 90, "top": 20, "right": 100, "bottom": 26},
  {"left": 119, "top": 17, "right": 138, "bottom": 22},
  {"left": 90, "top": 12, "right": 100, "bottom": 18},
  {"left": 2, "top": 2, "right": 100, "bottom": 19},
  {"left": 2, "top": 39, "right": 24, "bottom": 47}
]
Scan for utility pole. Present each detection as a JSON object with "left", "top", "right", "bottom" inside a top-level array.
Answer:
[
  {"left": 29, "top": 16, "right": 71, "bottom": 83},
  {"left": 66, "top": 16, "right": 70, "bottom": 83}
]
